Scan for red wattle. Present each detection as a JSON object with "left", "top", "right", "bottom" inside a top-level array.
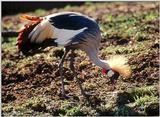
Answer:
[{"left": 101, "top": 68, "right": 107, "bottom": 75}]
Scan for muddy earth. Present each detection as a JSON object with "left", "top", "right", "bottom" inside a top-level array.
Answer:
[{"left": 2, "top": 2, "right": 159, "bottom": 116}]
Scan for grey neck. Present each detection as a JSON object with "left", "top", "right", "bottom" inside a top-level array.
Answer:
[{"left": 86, "top": 50, "right": 110, "bottom": 70}]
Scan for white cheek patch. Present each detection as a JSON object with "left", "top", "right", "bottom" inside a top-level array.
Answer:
[
  {"left": 107, "top": 70, "right": 114, "bottom": 77},
  {"left": 54, "top": 27, "right": 87, "bottom": 45}
]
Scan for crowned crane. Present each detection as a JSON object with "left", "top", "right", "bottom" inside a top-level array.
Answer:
[{"left": 17, "top": 12, "right": 131, "bottom": 98}]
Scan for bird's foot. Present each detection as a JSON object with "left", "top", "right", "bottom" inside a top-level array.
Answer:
[
  {"left": 85, "top": 91, "right": 96, "bottom": 96},
  {"left": 60, "top": 93, "right": 70, "bottom": 99},
  {"left": 81, "top": 91, "right": 96, "bottom": 98},
  {"left": 59, "top": 89, "right": 70, "bottom": 99},
  {"left": 62, "top": 94, "right": 70, "bottom": 99}
]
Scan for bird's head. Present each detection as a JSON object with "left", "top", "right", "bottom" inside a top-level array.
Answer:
[
  {"left": 101, "top": 68, "right": 120, "bottom": 84},
  {"left": 101, "top": 55, "right": 131, "bottom": 84}
]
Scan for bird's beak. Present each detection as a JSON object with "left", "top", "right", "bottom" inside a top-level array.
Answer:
[{"left": 109, "top": 76, "right": 117, "bottom": 84}]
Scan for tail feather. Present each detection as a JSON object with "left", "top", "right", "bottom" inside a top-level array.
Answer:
[
  {"left": 107, "top": 55, "right": 131, "bottom": 78},
  {"left": 16, "top": 22, "right": 41, "bottom": 55},
  {"left": 17, "top": 14, "right": 55, "bottom": 55}
]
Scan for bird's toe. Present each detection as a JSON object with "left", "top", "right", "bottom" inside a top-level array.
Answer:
[
  {"left": 60, "top": 93, "right": 70, "bottom": 99},
  {"left": 81, "top": 91, "right": 96, "bottom": 98}
]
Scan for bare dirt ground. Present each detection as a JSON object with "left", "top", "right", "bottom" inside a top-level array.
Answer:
[{"left": 2, "top": 2, "right": 159, "bottom": 116}]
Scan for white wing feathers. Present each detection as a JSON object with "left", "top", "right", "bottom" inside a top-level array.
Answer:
[
  {"left": 29, "top": 19, "right": 54, "bottom": 43},
  {"left": 29, "top": 18, "right": 87, "bottom": 46},
  {"left": 54, "top": 27, "right": 87, "bottom": 45}
]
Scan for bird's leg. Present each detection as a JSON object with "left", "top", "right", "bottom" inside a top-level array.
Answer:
[
  {"left": 69, "top": 50, "right": 87, "bottom": 97},
  {"left": 59, "top": 49, "right": 70, "bottom": 98}
]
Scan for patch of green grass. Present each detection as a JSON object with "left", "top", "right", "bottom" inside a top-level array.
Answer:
[
  {"left": 2, "top": 37, "right": 16, "bottom": 44},
  {"left": 2, "top": 59, "right": 17, "bottom": 67},
  {"left": 23, "top": 96, "right": 46, "bottom": 111},
  {"left": 35, "top": 9, "right": 46, "bottom": 16},
  {"left": 66, "top": 105, "right": 82, "bottom": 116},
  {"left": 59, "top": 101, "right": 83, "bottom": 116},
  {"left": 64, "top": 4, "right": 72, "bottom": 10},
  {"left": 83, "top": 81, "right": 97, "bottom": 90},
  {"left": 101, "top": 40, "right": 150, "bottom": 55},
  {"left": 3, "top": 96, "right": 83, "bottom": 116},
  {"left": 100, "top": 10, "right": 159, "bottom": 41},
  {"left": 85, "top": 1, "right": 93, "bottom": 6},
  {"left": 128, "top": 86, "right": 158, "bottom": 106},
  {"left": 134, "top": 95, "right": 157, "bottom": 106},
  {"left": 101, "top": 45, "right": 128, "bottom": 55},
  {"left": 144, "top": 11, "right": 158, "bottom": 21},
  {"left": 2, "top": 37, "right": 17, "bottom": 52},
  {"left": 2, "top": 103, "right": 14, "bottom": 113},
  {"left": 2, "top": 22, "right": 14, "bottom": 30},
  {"left": 102, "top": 13, "right": 114, "bottom": 22},
  {"left": 116, "top": 86, "right": 159, "bottom": 115},
  {"left": 129, "top": 86, "right": 155, "bottom": 97},
  {"left": 2, "top": 103, "right": 29, "bottom": 116},
  {"left": 2, "top": 96, "right": 54, "bottom": 116}
]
